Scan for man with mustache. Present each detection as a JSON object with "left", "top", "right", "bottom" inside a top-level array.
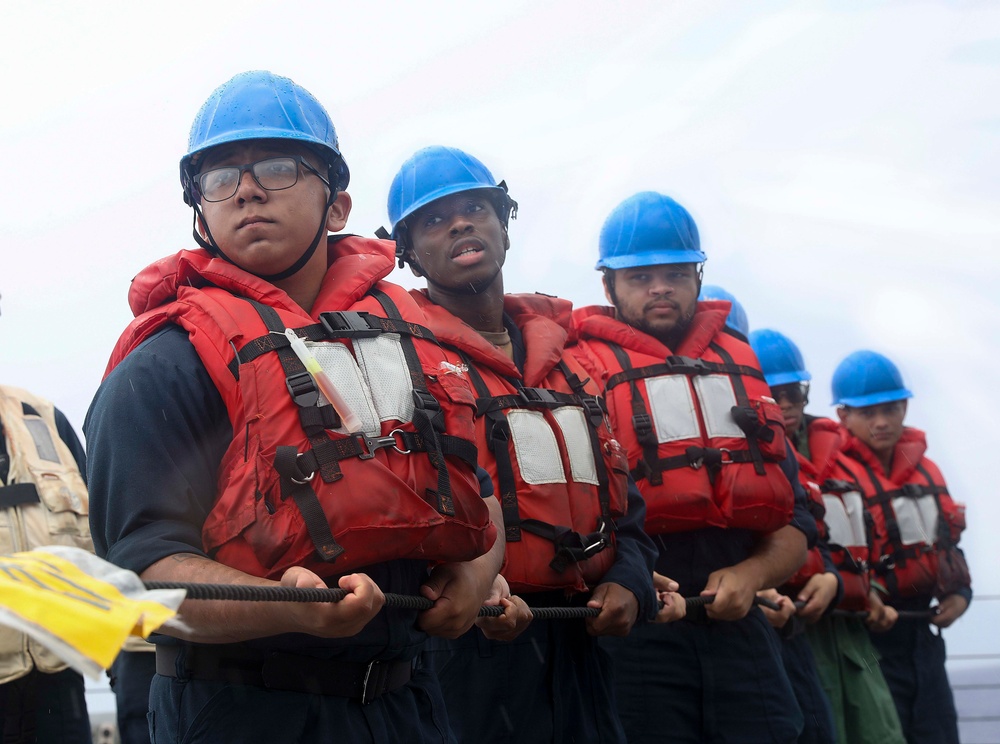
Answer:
[
  {"left": 85, "top": 72, "right": 504, "bottom": 743},
  {"left": 571, "top": 192, "right": 817, "bottom": 743},
  {"left": 832, "top": 350, "right": 970, "bottom": 744},
  {"left": 382, "top": 146, "right": 660, "bottom": 743}
]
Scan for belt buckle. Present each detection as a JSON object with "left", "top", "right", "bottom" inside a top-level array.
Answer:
[{"left": 361, "top": 660, "right": 384, "bottom": 705}]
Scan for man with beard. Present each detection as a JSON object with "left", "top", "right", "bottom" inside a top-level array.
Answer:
[
  {"left": 381, "top": 146, "right": 660, "bottom": 743},
  {"left": 571, "top": 192, "right": 817, "bottom": 743}
]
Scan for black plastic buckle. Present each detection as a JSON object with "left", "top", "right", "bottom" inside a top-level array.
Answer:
[
  {"left": 519, "top": 387, "right": 559, "bottom": 406},
  {"left": 632, "top": 413, "right": 653, "bottom": 439},
  {"left": 412, "top": 389, "right": 441, "bottom": 412},
  {"left": 285, "top": 371, "right": 319, "bottom": 407},
  {"left": 822, "top": 478, "right": 853, "bottom": 494},
  {"left": 901, "top": 484, "right": 925, "bottom": 498},
  {"left": 581, "top": 397, "right": 605, "bottom": 428},
  {"left": 666, "top": 355, "right": 710, "bottom": 375},
  {"left": 319, "top": 311, "right": 382, "bottom": 339}
]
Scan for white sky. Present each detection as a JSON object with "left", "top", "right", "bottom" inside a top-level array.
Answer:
[{"left": 1, "top": 0, "right": 998, "bottom": 660}]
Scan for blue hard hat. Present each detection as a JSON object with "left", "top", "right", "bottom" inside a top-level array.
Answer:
[
  {"left": 387, "top": 146, "right": 514, "bottom": 237},
  {"left": 831, "top": 350, "right": 913, "bottom": 407},
  {"left": 749, "top": 329, "right": 812, "bottom": 388},
  {"left": 596, "top": 191, "right": 706, "bottom": 271},
  {"left": 699, "top": 285, "right": 749, "bottom": 337},
  {"left": 180, "top": 70, "right": 350, "bottom": 203}
]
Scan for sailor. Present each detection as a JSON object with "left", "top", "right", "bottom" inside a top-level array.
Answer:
[
  {"left": 832, "top": 349, "right": 970, "bottom": 744},
  {"left": 383, "top": 145, "right": 659, "bottom": 743},
  {"left": 571, "top": 192, "right": 817, "bottom": 743},
  {"left": 85, "top": 72, "right": 504, "bottom": 743}
]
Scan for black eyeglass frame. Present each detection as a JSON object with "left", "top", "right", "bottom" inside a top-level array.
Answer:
[{"left": 194, "top": 155, "right": 331, "bottom": 203}]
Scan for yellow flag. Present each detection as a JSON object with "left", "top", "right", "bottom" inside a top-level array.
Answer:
[{"left": 0, "top": 546, "right": 184, "bottom": 679}]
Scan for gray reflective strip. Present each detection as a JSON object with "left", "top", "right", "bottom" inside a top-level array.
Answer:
[
  {"left": 352, "top": 336, "right": 415, "bottom": 425},
  {"left": 507, "top": 409, "right": 566, "bottom": 485},
  {"left": 822, "top": 490, "right": 867, "bottom": 548},
  {"left": 24, "top": 420, "right": 59, "bottom": 463},
  {"left": 646, "top": 375, "right": 700, "bottom": 443},
  {"left": 892, "top": 493, "right": 940, "bottom": 546},
  {"left": 552, "top": 407, "right": 598, "bottom": 485},
  {"left": 692, "top": 375, "right": 744, "bottom": 439},
  {"left": 309, "top": 341, "right": 382, "bottom": 435}
]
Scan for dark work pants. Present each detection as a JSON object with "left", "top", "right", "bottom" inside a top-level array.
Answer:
[
  {"left": 600, "top": 608, "right": 803, "bottom": 744},
  {"left": 871, "top": 622, "right": 959, "bottom": 744},
  {"left": 109, "top": 651, "right": 155, "bottom": 744},
  {"left": 0, "top": 667, "right": 92, "bottom": 744},
  {"left": 148, "top": 664, "right": 454, "bottom": 743},
  {"left": 777, "top": 628, "right": 836, "bottom": 744},
  {"left": 422, "top": 618, "right": 626, "bottom": 744}
]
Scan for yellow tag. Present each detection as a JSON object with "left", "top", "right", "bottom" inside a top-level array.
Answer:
[{"left": 0, "top": 551, "right": 178, "bottom": 671}]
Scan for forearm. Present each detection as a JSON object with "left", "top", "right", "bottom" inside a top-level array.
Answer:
[
  {"left": 739, "top": 524, "right": 808, "bottom": 592},
  {"left": 467, "top": 495, "right": 505, "bottom": 594},
  {"left": 142, "top": 554, "right": 300, "bottom": 643}
]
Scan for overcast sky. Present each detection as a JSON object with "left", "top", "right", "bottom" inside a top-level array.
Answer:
[{"left": 1, "top": 1, "right": 998, "bottom": 660}]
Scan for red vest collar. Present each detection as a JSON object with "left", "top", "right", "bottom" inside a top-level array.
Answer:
[
  {"left": 127, "top": 236, "right": 395, "bottom": 319},
  {"left": 572, "top": 302, "right": 730, "bottom": 359}
]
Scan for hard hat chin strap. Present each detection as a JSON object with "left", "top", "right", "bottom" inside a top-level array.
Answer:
[{"left": 189, "top": 186, "right": 336, "bottom": 283}]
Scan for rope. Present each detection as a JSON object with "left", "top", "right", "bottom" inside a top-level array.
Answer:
[
  {"left": 143, "top": 582, "right": 779, "bottom": 619},
  {"left": 789, "top": 598, "right": 937, "bottom": 621}
]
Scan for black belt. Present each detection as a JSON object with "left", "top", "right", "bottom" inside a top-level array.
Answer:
[{"left": 155, "top": 645, "right": 412, "bottom": 704}]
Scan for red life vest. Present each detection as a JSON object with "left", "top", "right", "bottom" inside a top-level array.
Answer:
[
  {"left": 840, "top": 427, "right": 967, "bottom": 600},
  {"left": 571, "top": 303, "right": 793, "bottom": 535},
  {"left": 106, "top": 237, "right": 496, "bottom": 581},
  {"left": 787, "top": 417, "right": 872, "bottom": 611},
  {"left": 411, "top": 292, "right": 628, "bottom": 594}
]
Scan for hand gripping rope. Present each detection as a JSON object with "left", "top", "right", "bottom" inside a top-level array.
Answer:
[{"left": 142, "top": 582, "right": 782, "bottom": 619}]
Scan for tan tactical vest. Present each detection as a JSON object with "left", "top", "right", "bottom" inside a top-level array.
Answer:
[{"left": 0, "top": 385, "right": 92, "bottom": 682}]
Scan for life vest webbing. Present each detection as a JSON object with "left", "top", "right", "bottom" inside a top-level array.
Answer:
[
  {"left": 225, "top": 311, "right": 439, "bottom": 379},
  {"left": 0, "top": 483, "right": 42, "bottom": 509},
  {"left": 606, "top": 343, "right": 664, "bottom": 486},
  {"left": 557, "top": 359, "right": 615, "bottom": 530},
  {"left": 709, "top": 342, "right": 767, "bottom": 476},
  {"left": 463, "top": 358, "right": 523, "bottom": 543},
  {"left": 605, "top": 356, "right": 765, "bottom": 391},
  {"left": 248, "top": 300, "right": 345, "bottom": 563},
  {"left": 368, "top": 289, "right": 455, "bottom": 516},
  {"left": 858, "top": 460, "right": 938, "bottom": 595}
]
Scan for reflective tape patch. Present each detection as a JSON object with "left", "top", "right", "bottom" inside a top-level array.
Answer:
[
  {"left": 507, "top": 410, "right": 566, "bottom": 485},
  {"left": 892, "top": 493, "right": 940, "bottom": 546},
  {"left": 823, "top": 490, "right": 867, "bottom": 548},
  {"left": 552, "top": 407, "right": 599, "bottom": 485},
  {"left": 352, "top": 336, "right": 415, "bottom": 425},
  {"left": 692, "top": 375, "right": 744, "bottom": 439},
  {"left": 25, "top": 420, "right": 59, "bottom": 463},
  {"left": 645, "top": 375, "right": 700, "bottom": 443}
]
